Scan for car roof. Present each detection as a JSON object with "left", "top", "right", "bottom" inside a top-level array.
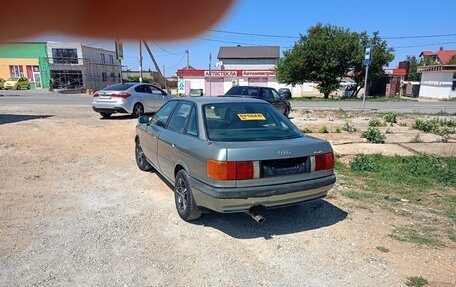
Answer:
[{"left": 171, "top": 96, "right": 265, "bottom": 106}]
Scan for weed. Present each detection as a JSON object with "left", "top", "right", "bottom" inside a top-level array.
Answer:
[
  {"left": 335, "top": 127, "right": 342, "bottom": 133},
  {"left": 342, "top": 122, "right": 357, "bottom": 133},
  {"left": 319, "top": 125, "right": 329, "bottom": 133},
  {"left": 406, "top": 276, "right": 429, "bottom": 287},
  {"left": 376, "top": 246, "right": 390, "bottom": 253},
  {"left": 410, "top": 133, "right": 423, "bottom": 143},
  {"left": 389, "top": 224, "right": 443, "bottom": 247},
  {"left": 301, "top": 127, "right": 312, "bottom": 133},
  {"left": 413, "top": 118, "right": 456, "bottom": 136},
  {"left": 384, "top": 112, "right": 397, "bottom": 124},
  {"left": 368, "top": 118, "right": 385, "bottom": 127},
  {"left": 448, "top": 229, "right": 456, "bottom": 242},
  {"left": 385, "top": 128, "right": 393, "bottom": 134},
  {"left": 399, "top": 122, "right": 408, "bottom": 127},
  {"left": 361, "top": 127, "right": 385, "bottom": 143}
]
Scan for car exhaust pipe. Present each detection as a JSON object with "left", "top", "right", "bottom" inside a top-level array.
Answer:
[{"left": 245, "top": 209, "right": 265, "bottom": 224}]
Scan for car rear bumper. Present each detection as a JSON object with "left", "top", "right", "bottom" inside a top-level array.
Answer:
[
  {"left": 189, "top": 175, "right": 336, "bottom": 213},
  {"left": 92, "top": 106, "right": 129, "bottom": 114}
]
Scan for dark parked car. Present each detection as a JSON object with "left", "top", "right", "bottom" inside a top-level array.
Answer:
[
  {"left": 135, "top": 97, "right": 335, "bottom": 222},
  {"left": 278, "top": 88, "right": 292, "bottom": 100},
  {"left": 223, "top": 86, "right": 291, "bottom": 117}
]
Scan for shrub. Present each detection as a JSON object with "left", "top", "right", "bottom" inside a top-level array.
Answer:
[
  {"left": 406, "top": 276, "right": 428, "bottom": 287},
  {"left": 368, "top": 118, "right": 384, "bottom": 127},
  {"left": 335, "top": 127, "right": 342, "bottom": 133},
  {"left": 342, "top": 122, "right": 357, "bottom": 133},
  {"left": 384, "top": 112, "right": 397, "bottom": 124},
  {"left": 301, "top": 127, "right": 312, "bottom": 133},
  {"left": 413, "top": 118, "right": 456, "bottom": 136},
  {"left": 319, "top": 125, "right": 329, "bottom": 133},
  {"left": 362, "top": 127, "right": 385, "bottom": 143},
  {"left": 350, "top": 154, "right": 381, "bottom": 172}
]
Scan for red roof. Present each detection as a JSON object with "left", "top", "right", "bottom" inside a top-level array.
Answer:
[{"left": 420, "top": 48, "right": 456, "bottom": 64}]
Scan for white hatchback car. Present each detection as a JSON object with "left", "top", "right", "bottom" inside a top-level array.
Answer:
[{"left": 92, "top": 83, "right": 174, "bottom": 118}]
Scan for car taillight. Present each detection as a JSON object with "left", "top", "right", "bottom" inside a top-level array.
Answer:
[
  {"left": 314, "top": 152, "right": 334, "bottom": 171},
  {"left": 207, "top": 159, "right": 258, "bottom": 180},
  {"left": 93, "top": 93, "right": 99, "bottom": 97},
  {"left": 112, "top": 92, "right": 131, "bottom": 98}
]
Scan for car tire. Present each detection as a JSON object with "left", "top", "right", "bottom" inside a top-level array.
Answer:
[
  {"left": 132, "top": 103, "right": 144, "bottom": 118},
  {"left": 174, "top": 170, "right": 202, "bottom": 221},
  {"left": 284, "top": 107, "right": 290, "bottom": 118},
  {"left": 100, "top": 112, "right": 112, "bottom": 119},
  {"left": 27, "top": 85, "right": 30, "bottom": 89},
  {"left": 135, "top": 140, "right": 153, "bottom": 171},
  {"left": 16, "top": 85, "right": 20, "bottom": 90}
]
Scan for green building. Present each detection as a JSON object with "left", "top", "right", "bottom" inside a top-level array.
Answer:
[{"left": 0, "top": 42, "right": 50, "bottom": 89}]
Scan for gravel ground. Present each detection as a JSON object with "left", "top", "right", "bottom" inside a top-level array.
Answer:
[{"left": 0, "top": 105, "right": 455, "bottom": 286}]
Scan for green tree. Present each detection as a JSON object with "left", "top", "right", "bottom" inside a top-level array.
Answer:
[
  {"left": 350, "top": 32, "right": 395, "bottom": 97},
  {"left": 448, "top": 55, "right": 456, "bottom": 65},
  {"left": 406, "top": 55, "right": 421, "bottom": 82},
  {"left": 276, "top": 23, "right": 357, "bottom": 98}
]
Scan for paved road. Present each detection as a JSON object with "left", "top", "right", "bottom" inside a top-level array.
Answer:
[{"left": 1, "top": 90, "right": 456, "bottom": 114}]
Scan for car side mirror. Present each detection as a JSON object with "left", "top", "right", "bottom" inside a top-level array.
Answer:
[{"left": 138, "top": 115, "right": 149, "bottom": 124}]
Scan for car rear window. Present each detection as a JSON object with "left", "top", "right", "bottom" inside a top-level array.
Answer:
[
  {"left": 101, "top": 83, "right": 135, "bottom": 91},
  {"left": 225, "top": 87, "right": 259, "bottom": 97},
  {"left": 203, "top": 102, "right": 302, "bottom": 142}
]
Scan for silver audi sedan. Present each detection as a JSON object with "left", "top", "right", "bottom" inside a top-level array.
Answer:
[
  {"left": 92, "top": 83, "right": 173, "bottom": 118},
  {"left": 135, "top": 97, "right": 336, "bottom": 222}
]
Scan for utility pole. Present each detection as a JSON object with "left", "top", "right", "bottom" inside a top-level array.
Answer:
[
  {"left": 185, "top": 50, "right": 189, "bottom": 69},
  {"left": 139, "top": 40, "right": 143, "bottom": 83},
  {"left": 209, "top": 52, "right": 212, "bottom": 97},
  {"left": 142, "top": 40, "right": 170, "bottom": 93}
]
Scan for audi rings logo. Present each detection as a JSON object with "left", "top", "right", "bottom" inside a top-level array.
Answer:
[{"left": 277, "top": 150, "right": 292, "bottom": 156}]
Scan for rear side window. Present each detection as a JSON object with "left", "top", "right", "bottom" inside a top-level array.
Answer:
[
  {"left": 151, "top": 101, "right": 178, "bottom": 128},
  {"left": 135, "top": 85, "right": 150, "bottom": 93},
  {"left": 167, "top": 103, "right": 192, "bottom": 134},
  {"left": 203, "top": 102, "right": 302, "bottom": 142},
  {"left": 186, "top": 107, "right": 198, "bottom": 137},
  {"left": 102, "top": 83, "right": 134, "bottom": 91}
]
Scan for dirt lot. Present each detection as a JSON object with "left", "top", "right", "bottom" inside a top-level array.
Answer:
[{"left": 1, "top": 105, "right": 455, "bottom": 286}]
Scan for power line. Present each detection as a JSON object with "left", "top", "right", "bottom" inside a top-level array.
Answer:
[
  {"left": 151, "top": 41, "right": 185, "bottom": 56},
  {"left": 209, "top": 29, "right": 298, "bottom": 39},
  {"left": 392, "top": 41, "right": 456, "bottom": 49},
  {"left": 196, "top": 37, "right": 292, "bottom": 49},
  {"left": 210, "top": 29, "right": 456, "bottom": 41}
]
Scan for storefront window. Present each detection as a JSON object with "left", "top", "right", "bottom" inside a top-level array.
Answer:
[
  {"left": 52, "top": 49, "right": 78, "bottom": 64},
  {"left": 9, "top": 65, "right": 23, "bottom": 77}
]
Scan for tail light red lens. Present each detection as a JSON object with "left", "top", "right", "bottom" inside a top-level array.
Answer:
[
  {"left": 93, "top": 93, "right": 99, "bottom": 97},
  {"left": 207, "top": 160, "right": 256, "bottom": 180},
  {"left": 315, "top": 152, "right": 334, "bottom": 171},
  {"left": 112, "top": 92, "right": 131, "bottom": 98}
]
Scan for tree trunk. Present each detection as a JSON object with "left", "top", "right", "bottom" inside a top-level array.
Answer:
[{"left": 323, "top": 92, "right": 329, "bottom": 99}]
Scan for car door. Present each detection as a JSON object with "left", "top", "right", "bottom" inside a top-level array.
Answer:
[
  {"left": 157, "top": 102, "right": 193, "bottom": 180},
  {"left": 270, "top": 88, "right": 288, "bottom": 113},
  {"left": 134, "top": 85, "right": 154, "bottom": 113},
  {"left": 142, "top": 101, "right": 178, "bottom": 168},
  {"left": 150, "top": 86, "right": 168, "bottom": 111}
]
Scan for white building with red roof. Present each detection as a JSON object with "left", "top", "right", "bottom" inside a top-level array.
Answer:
[{"left": 418, "top": 47, "right": 456, "bottom": 99}]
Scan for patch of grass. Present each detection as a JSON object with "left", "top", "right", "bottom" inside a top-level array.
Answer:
[
  {"left": 385, "top": 127, "right": 393, "bottom": 134},
  {"left": 301, "top": 127, "right": 312, "bottom": 133},
  {"left": 343, "top": 191, "right": 374, "bottom": 200},
  {"left": 319, "top": 125, "right": 329, "bottom": 133},
  {"left": 334, "top": 127, "right": 342, "bottom": 133},
  {"left": 406, "top": 276, "right": 429, "bottom": 287},
  {"left": 350, "top": 154, "right": 381, "bottom": 172},
  {"left": 413, "top": 118, "right": 456, "bottom": 136},
  {"left": 361, "top": 127, "right": 386, "bottom": 143},
  {"left": 376, "top": 246, "right": 390, "bottom": 253},
  {"left": 342, "top": 122, "right": 357, "bottom": 133},
  {"left": 368, "top": 118, "right": 385, "bottom": 127},
  {"left": 390, "top": 225, "right": 444, "bottom": 247},
  {"left": 448, "top": 229, "right": 456, "bottom": 243}
]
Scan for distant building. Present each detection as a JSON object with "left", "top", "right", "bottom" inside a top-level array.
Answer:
[
  {"left": 47, "top": 42, "right": 121, "bottom": 91},
  {"left": 0, "top": 42, "right": 51, "bottom": 89},
  {"left": 418, "top": 47, "right": 456, "bottom": 99},
  {"left": 177, "top": 46, "right": 320, "bottom": 96}
]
